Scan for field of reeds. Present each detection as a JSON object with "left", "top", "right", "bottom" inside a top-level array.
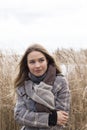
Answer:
[{"left": 0, "top": 49, "right": 87, "bottom": 130}]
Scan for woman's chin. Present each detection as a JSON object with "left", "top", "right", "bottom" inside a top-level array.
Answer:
[{"left": 34, "top": 73, "right": 43, "bottom": 77}]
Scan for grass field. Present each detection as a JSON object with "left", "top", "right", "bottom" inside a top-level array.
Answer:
[{"left": 0, "top": 49, "right": 87, "bottom": 130}]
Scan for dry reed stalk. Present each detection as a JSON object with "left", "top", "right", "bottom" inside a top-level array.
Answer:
[{"left": 0, "top": 49, "right": 87, "bottom": 130}]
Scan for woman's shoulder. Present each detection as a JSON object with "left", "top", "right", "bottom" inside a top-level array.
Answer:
[
  {"left": 16, "top": 84, "right": 25, "bottom": 96},
  {"left": 54, "top": 73, "right": 68, "bottom": 89},
  {"left": 16, "top": 80, "right": 33, "bottom": 96},
  {"left": 56, "top": 73, "right": 66, "bottom": 81}
]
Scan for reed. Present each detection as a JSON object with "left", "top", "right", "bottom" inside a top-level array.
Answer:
[{"left": 0, "top": 49, "right": 87, "bottom": 130}]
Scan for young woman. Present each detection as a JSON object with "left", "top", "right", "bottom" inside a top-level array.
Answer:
[{"left": 14, "top": 43, "right": 70, "bottom": 130}]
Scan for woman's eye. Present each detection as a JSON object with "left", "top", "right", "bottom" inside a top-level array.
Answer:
[
  {"left": 29, "top": 60, "right": 35, "bottom": 64},
  {"left": 39, "top": 58, "right": 44, "bottom": 62}
]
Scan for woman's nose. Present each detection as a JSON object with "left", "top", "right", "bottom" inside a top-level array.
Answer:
[{"left": 35, "top": 62, "right": 40, "bottom": 67}]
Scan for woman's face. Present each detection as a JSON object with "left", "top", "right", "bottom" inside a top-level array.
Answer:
[{"left": 27, "top": 51, "right": 48, "bottom": 77}]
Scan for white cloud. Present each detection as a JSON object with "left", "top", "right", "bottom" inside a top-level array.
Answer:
[{"left": 0, "top": 0, "right": 87, "bottom": 53}]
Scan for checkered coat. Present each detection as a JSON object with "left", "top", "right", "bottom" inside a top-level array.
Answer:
[{"left": 14, "top": 75, "right": 70, "bottom": 130}]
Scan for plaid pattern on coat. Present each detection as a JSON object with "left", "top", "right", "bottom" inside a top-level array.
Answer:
[{"left": 14, "top": 75, "right": 70, "bottom": 130}]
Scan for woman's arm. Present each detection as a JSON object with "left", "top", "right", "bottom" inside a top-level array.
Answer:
[
  {"left": 54, "top": 75, "right": 70, "bottom": 112},
  {"left": 54, "top": 75, "right": 71, "bottom": 126}
]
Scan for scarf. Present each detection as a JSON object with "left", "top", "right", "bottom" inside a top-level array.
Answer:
[
  {"left": 28, "top": 72, "right": 47, "bottom": 84},
  {"left": 29, "top": 65, "right": 57, "bottom": 113},
  {"left": 29, "top": 64, "right": 56, "bottom": 85}
]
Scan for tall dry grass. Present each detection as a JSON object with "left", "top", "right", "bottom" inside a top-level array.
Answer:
[
  {"left": 54, "top": 49, "right": 87, "bottom": 130},
  {"left": 0, "top": 51, "right": 21, "bottom": 130},
  {"left": 0, "top": 49, "right": 87, "bottom": 130}
]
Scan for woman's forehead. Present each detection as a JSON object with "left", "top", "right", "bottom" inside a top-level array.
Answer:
[{"left": 27, "top": 51, "right": 46, "bottom": 60}]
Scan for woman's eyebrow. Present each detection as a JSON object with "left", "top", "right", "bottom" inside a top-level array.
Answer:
[{"left": 28, "top": 57, "right": 44, "bottom": 61}]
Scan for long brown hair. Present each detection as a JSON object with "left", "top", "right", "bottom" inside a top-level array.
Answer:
[{"left": 14, "top": 43, "right": 61, "bottom": 88}]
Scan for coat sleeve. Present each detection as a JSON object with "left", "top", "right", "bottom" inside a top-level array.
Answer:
[
  {"left": 54, "top": 76, "right": 71, "bottom": 113},
  {"left": 14, "top": 88, "right": 49, "bottom": 128}
]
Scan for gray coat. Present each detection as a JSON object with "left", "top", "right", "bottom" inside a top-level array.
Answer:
[{"left": 14, "top": 75, "right": 70, "bottom": 130}]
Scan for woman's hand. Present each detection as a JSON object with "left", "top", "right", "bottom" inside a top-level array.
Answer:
[{"left": 57, "top": 111, "right": 69, "bottom": 126}]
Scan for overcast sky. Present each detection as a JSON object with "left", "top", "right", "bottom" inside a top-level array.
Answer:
[{"left": 0, "top": 0, "right": 87, "bottom": 54}]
